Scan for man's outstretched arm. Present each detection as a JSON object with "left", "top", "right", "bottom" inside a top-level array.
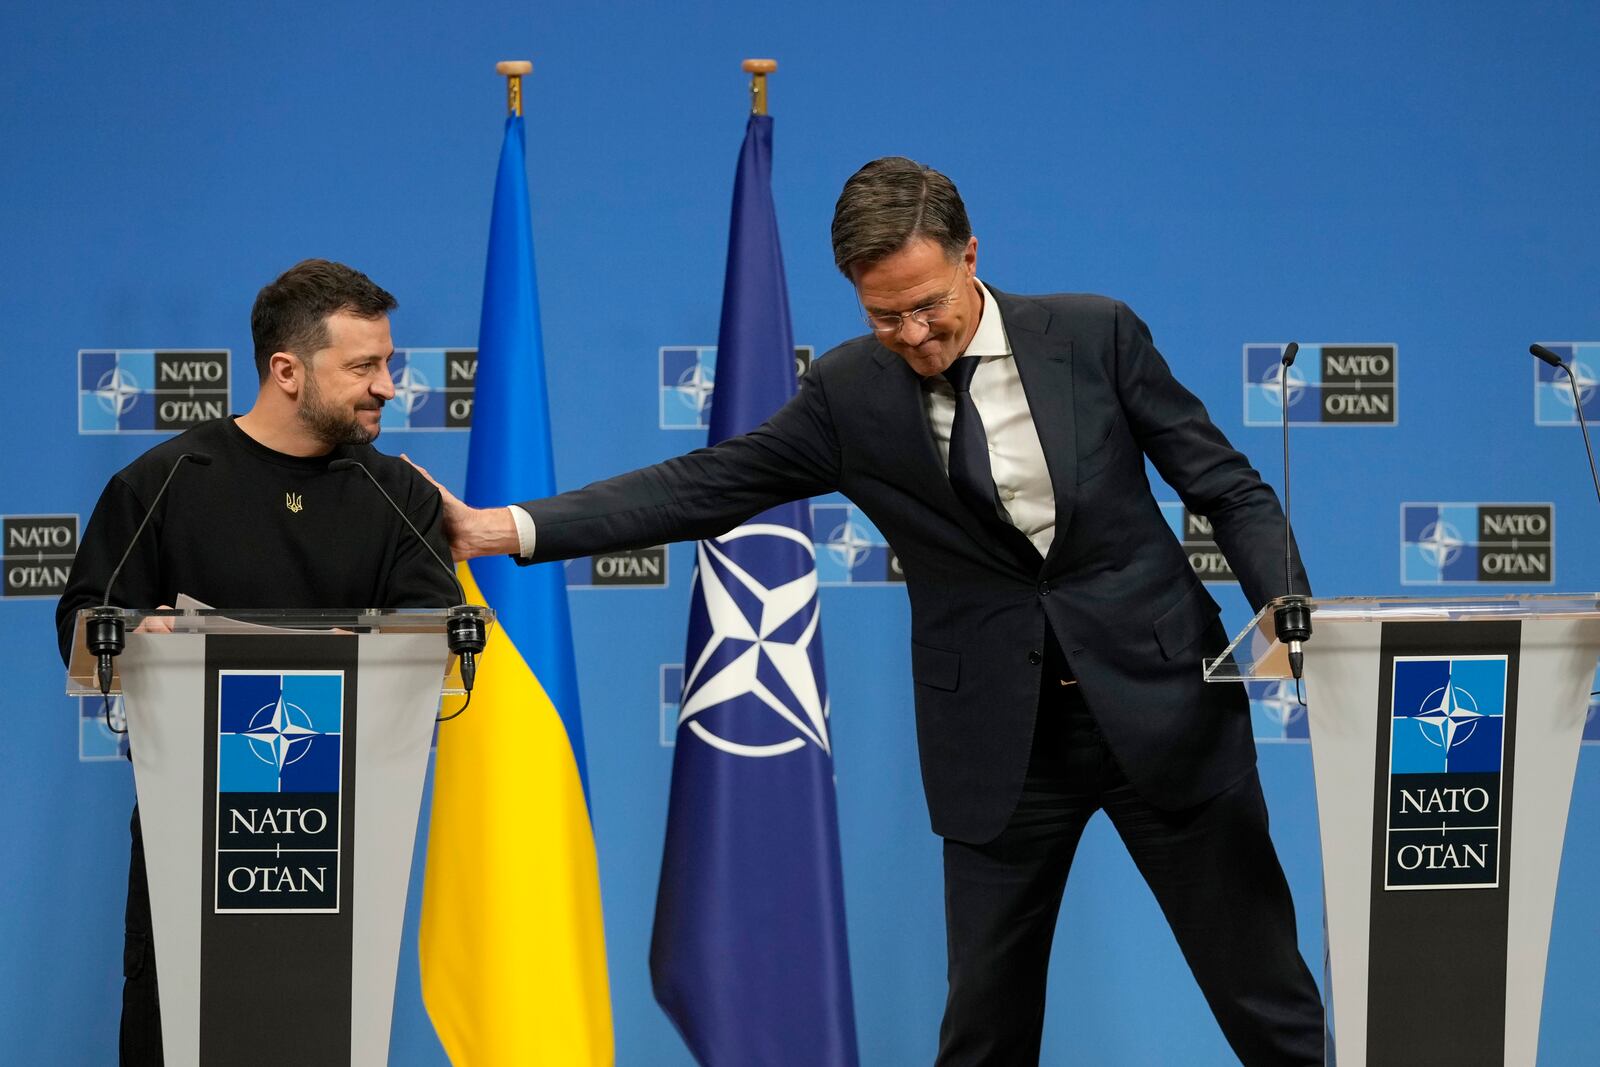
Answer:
[
  {"left": 406, "top": 363, "right": 843, "bottom": 564},
  {"left": 403, "top": 456, "right": 521, "bottom": 562}
]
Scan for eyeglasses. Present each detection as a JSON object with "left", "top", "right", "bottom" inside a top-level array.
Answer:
[{"left": 862, "top": 266, "right": 966, "bottom": 334}]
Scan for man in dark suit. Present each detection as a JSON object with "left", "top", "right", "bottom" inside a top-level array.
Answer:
[{"left": 429, "top": 157, "right": 1324, "bottom": 1064}]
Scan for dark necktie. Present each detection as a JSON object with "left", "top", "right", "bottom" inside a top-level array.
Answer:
[{"left": 940, "top": 356, "right": 1043, "bottom": 568}]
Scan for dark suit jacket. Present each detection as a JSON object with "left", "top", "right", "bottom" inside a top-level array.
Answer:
[{"left": 521, "top": 289, "right": 1307, "bottom": 843}]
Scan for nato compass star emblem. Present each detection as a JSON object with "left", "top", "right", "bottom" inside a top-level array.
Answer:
[
  {"left": 1255, "top": 680, "right": 1307, "bottom": 734},
  {"left": 1258, "top": 362, "right": 1307, "bottom": 409},
  {"left": 1415, "top": 520, "right": 1465, "bottom": 569},
  {"left": 678, "top": 523, "right": 830, "bottom": 759},
  {"left": 243, "top": 693, "right": 323, "bottom": 778},
  {"left": 1413, "top": 677, "right": 1483, "bottom": 766},
  {"left": 93, "top": 367, "right": 143, "bottom": 416},
  {"left": 675, "top": 360, "right": 716, "bottom": 415},
  {"left": 1557, "top": 360, "right": 1598, "bottom": 408},
  {"left": 825, "top": 520, "right": 875, "bottom": 570},
  {"left": 391, "top": 363, "right": 433, "bottom": 415}
]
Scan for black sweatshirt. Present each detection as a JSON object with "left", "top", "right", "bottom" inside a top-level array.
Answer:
[{"left": 56, "top": 416, "right": 457, "bottom": 664}]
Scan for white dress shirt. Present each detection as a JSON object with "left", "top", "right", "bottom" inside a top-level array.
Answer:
[
  {"left": 509, "top": 279, "right": 1057, "bottom": 559},
  {"left": 923, "top": 280, "right": 1056, "bottom": 557}
]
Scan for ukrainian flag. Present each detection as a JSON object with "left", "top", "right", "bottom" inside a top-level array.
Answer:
[{"left": 420, "top": 110, "right": 613, "bottom": 1064}]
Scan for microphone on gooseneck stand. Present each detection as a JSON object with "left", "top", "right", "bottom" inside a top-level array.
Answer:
[
  {"left": 1530, "top": 344, "right": 1600, "bottom": 509},
  {"left": 327, "top": 458, "right": 486, "bottom": 718},
  {"left": 1271, "top": 343, "right": 1312, "bottom": 685},
  {"left": 1529, "top": 346, "right": 1600, "bottom": 698},
  {"left": 87, "top": 451, "right": 214, "bottom": 732}
]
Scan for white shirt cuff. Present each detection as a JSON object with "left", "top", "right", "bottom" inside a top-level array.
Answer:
[{"left": 508, "top": 505, "right": 536, "bottom": 558}]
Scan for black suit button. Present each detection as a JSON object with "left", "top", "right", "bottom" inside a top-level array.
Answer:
[
  {"left": 1038, "top": 581, "right": 1051, "bottom": 596},
  {"left": 1027, "top": 649, "right": 1043, "bottom": 665}
]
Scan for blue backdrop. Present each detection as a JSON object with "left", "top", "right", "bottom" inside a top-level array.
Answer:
[{"left": 3, "top": 2, "right": 1599, "bottom": 1063}]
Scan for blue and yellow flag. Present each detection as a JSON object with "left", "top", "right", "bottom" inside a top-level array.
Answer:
[{"left": 420, "top": 111, "right": 613, "bottom": 1065}]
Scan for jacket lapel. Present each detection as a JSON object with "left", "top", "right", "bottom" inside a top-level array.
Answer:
[
  {"left": 992, "top": 289, "right": 1077, "bottom": 572},
  {"left": 866, "top": 342, "right": 1028, "bottom": 570}
]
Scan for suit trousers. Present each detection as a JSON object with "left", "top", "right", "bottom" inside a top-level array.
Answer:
[{"left": 935, "top": 682, "right": 1325, "bottom": 1066}]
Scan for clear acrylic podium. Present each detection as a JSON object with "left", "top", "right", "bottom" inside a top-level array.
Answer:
[
  {"left": 1208, "top": 594, "right": 1600, "bottom": 1066},
  {"left": 67, "top": 607, "right": 493, "bottom": 1067}
]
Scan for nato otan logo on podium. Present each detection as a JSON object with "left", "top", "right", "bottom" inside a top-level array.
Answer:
[
  {"left": 2, "top": 514, "right": 77, "bottom": 598},
  {"left": 215, "top": 672, "right": 343, "bottom": 912},
  {"left": 1159, "top": 503, "right": 1236, "bottom": 584},
  {"left": 1532, "top": 342, "right": 1600, "bottom": 426},
  {"left": 658, "top": 345, "right": 813, "bottom": 430},
  {"left": 1401, "top": 503, "right": 1554, "bottom": 585},
  {"left": 380, "top": 348, "right": 476, "bottom": 431},
  {"left": 1385, "top": 656, "right": 1507, "bottom": 890},
  {"left": 1243, "top": 343, "right": 1398, "bottom": 426},
  {"left": 811, "top": 500, "right": 903, "bottom": 585},
  {"left": 78, "top": 350, "right": 230, "bottom": 433}
]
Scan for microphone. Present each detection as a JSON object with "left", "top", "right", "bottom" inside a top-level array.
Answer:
[
  {"left": 1530, "top": 343, "right": 1564, "bottom": 368},
  {"left": 1271, "top": 343, "right": 1312, "bottom": 681},
  {"left": 87, "top": 452, "right": 213, "bottom": 705},
  {"left": 327, "top": 458, "right": 487, "bottom": 701},
  {"left": 1530, "top": 344, "right": 1600, "bottom": 508}
]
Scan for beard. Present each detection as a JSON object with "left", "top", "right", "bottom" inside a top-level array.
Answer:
[{"left": 298, "top": 372, "right": 380, "bottom": 447}]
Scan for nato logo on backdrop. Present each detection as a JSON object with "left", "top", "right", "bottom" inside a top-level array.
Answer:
[
  {"left": 1385, "top": 655, "right": 1507, "bottom": 890},
  {"left": 1159, "top": 503, "right": 1236, "bottom": 583},
  {"left": 1401, "top": 503, "right": 1554, "bottom": 585},
  {"left": 79, "top": 350, "right": 230, "bottom": 433},
  {"left": 659, "top": 345, "right": 814, "bottom": 430},
  {"left": 79, "top": 695, "right": 130, "bottom": 761},
  {"left": 811, "top": 500, "right": 902, "bottom": 585},
  {"left": 659, "top": 664, "right": 684, "bottom": 747},
  {"left": 1248, "top": 680, "right": 1309, "bottom": 742},
  {"left": 215, "top": 671, "right": 343, "bottom": 912},
  {"left": 3, "top": 514, "right": 77, "bottom": 598},
  {"left": 565, "top": 547, "right": 669, "bottom": 587},
  {"left": 380, "top": 348, "right": 476, "bottom": 431},
  {"left": 1243, "top": 343, "right": 1398, "bottom": 426},
  {"left": 1532, "top": 342, "right": 1600, "bottom": 426}
]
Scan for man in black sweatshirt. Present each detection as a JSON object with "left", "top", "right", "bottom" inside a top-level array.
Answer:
[{"left": 56, "top": 259, "right": 455, "bottom": 1065}]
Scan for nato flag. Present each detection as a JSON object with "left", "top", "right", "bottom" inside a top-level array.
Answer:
[{"left": 649, "top": 113, "right": 860, "bottom": 1066}]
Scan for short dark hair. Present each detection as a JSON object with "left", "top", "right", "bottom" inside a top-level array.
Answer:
[
  {"left": 830, "top": 157, "right": 972, "bottom": 278},
  {"left": 250, "top": 259, "right": 397, "bottom": 381}
]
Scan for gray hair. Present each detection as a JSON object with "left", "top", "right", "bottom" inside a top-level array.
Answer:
[{"left": 830, "top": 157, "right": 972, "bottom": 278}]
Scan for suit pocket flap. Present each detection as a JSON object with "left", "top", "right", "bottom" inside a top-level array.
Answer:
[
  {"left": 1153, "top": 581, "right": 1220, "bottom": 660},
  {"left": 911, "top": 641, "right": 960, "bottom": 691}
]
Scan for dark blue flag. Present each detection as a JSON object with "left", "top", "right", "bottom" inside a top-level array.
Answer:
[{"left": 650, "top": 114, "right": 860, "bottom": 1066}]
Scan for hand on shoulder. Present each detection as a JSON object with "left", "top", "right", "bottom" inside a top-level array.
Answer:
[{"left": 401, "top": 454, "right": 521, "bottom": 561}]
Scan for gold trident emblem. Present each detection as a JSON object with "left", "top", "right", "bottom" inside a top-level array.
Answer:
[{"left": 285, "top": 492, "right": 304, "bottom": 514}]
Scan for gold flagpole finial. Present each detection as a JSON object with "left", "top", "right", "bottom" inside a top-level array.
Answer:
[
  {"left": 742, "top": 58, "right": 777, "bottom": 116},
  {"left": 496, "top": 60, "right": 533, "bottom": 116}
]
